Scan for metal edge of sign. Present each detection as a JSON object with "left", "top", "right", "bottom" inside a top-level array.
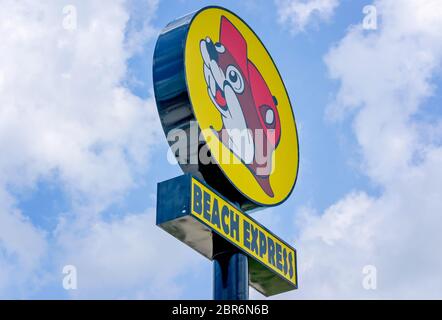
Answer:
[
  {"left": 152, "top": 6, "right": 300, "bottom": 211},
  {"left": 156, "top": 174, "right": 213, "bottom": 260}
]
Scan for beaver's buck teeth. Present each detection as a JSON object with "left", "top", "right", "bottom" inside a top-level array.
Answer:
[
  {"left": 200, "top": 40, "right": 210, "bottom": 66},
  {"left": 209, "top": 60, "right": 225, "bottom": 88}
]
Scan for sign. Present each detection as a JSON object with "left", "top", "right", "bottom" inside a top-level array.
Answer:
[
  {"left": 157, "top": 174, "right": 298, "bottom": 296},
  {"left": 153, "top": 5, "right": 300, "bottom": 298},
  {"left": 153, "top": 6, "right": 299, "bottom": 210}
]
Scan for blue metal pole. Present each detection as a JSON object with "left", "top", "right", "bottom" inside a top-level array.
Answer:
[{"left": 213, "top": 234, "right": 249, "bottom": 300}]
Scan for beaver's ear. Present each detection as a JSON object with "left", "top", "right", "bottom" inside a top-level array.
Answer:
[{"left": 273, "top": 96, "right": 278, "bottom": 106}]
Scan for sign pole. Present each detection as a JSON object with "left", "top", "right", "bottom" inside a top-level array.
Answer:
[{"left": 213, "top": 233, "right": 249, "bottom": 300}]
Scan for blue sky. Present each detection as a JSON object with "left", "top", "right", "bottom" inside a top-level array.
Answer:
[{"left": 1, "top": 0, "right": 441, "bottom": 299}]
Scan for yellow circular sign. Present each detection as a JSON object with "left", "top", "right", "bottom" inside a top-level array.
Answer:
[{"left": 184, "top": 7, "right": 299, "bottom": 207}]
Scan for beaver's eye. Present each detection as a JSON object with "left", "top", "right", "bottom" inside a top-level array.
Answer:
[
  {"left": 214, "top": 42, "right": 225, "bottom": 53},
  {"left": 226, "top": 65, "right": 244, "bottom": 94},
  {"left": 229, "top": 71, "right": 237, "bottom": 82}
]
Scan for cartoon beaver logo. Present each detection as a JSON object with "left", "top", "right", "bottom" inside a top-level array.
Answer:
[{"left": 200, "top": 16, "right": 281, "bottom": 197}]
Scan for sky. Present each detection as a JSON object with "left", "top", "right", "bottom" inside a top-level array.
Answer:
[{"left": 0, "top": 0, "right": 441, "bottom": 299}]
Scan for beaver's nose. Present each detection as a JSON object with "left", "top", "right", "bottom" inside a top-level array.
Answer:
[{"left": 205, "top": 38, "right": 218, "bottom": 61}]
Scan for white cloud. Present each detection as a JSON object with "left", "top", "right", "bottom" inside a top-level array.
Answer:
[
  {"left": 0, "top": 0, "right": 178, "bottom": 298},
  {"left": 283, "top": 0, "right": 442, "bottom": 299},
  {"left": 55, "top": 210, "right": 202, "bottom": 299},
  {"left": 0, "top": 0, "right": 162, "bottom": 206},
  {"left": 0, "top": 188, "right": 47, "bottom": 294},
  {"left": 275, "top": 0, "right": 340, "bottom": 33},
  {"left": 125, "top": 0, "right": 159, "bottom": 55}
]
